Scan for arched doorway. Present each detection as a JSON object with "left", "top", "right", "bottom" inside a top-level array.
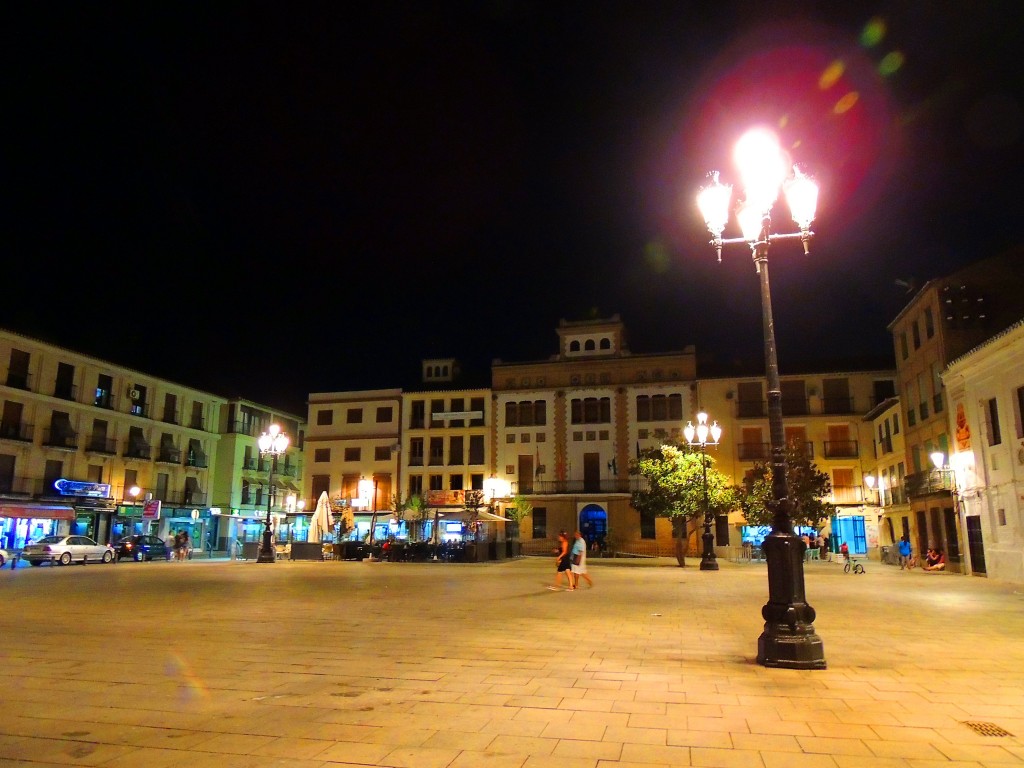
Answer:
[{"left": 578, "top": 504, "right": 607, "bottom": 548}]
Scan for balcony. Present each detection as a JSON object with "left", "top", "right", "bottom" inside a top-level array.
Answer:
[
  {"left": 123, "top": 442, "right": 152, "bottom": 461},
  {"left": 831, "top": 485, "right": 865, "bottom": 504},
  {"left": 409, "top": 455, "right": 424, "bottom": 466},
  {"left": 788, "top": 441, "right": 814, "bottom": 459},
  {"left": 156, "top": 448, "right": 182, "bottom": 465},
  {"left": 164, "top": 490, "right": 208, "bottom": 506},
  {"left": 86, "top": 437, "right": 117, "bottom": 455},
  {"left": 161, "top": 410, "right": 180, "bottom": 425},
  {"left": 5, "top": 371, "right": 31, "bottom": 390},
  {"left": 510, "top": 479, "right": 645, "bottom": 495},
  {"left": 52, "top": 383, "right": 78, "bottom": 401},
  {"left": 906, "top": 469, "right": 954, "bottom": 498},
  {"left": 189, "top": 417, "right": 205, "bottom": 430},
  {"left": 877, "top": 436, "right": 893, "bottom": 455},
  {"left": 0, "top": 475, "right": 33, "bottom": 495},
  {"left": 94, "top": 393, "right": 115, "bottom": 410},
  {"left": 0, "top": 422, "right": 34, "bottom": 442},
  {"left": 781, "top": 398, "right": 809, "bottom": 417},
  {"left": 737, "top": 400, "right": 766, "bottom": 418},
  {"left": 186, "top": 452, "right": 209, "bottom": 469},
  {"left": 738, "top": 442, "right": 769, "bottom": 461},
  {"left": 129, "top": 402, "right": 151, "bottom": 419},
  {"left": 42, "top": 428, "right": 78, "bottom": 450},
  {"left": 823, "top": 440, "right": 859, "bottom": 459},
  {"left": 821, "top": 396, "right": 854, "bottom": 414},
  {"left": 227, "top": 421, "right": 257, "bottom": 436}
]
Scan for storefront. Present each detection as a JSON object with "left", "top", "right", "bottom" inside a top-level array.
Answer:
[{"left": 0, "top": 504, "right": 75, "bottom": 550}]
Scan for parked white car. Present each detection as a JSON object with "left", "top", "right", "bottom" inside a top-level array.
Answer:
[{"left": 22, "top": 535, "right": 115, "bottom": 566}]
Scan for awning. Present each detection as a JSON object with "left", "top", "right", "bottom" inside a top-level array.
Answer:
[
  {"left": 0, "top": 505, "right": 75, "bottom": 521},
  {"left": 477, "top": 510, "right": 510, "bottom": 522}
]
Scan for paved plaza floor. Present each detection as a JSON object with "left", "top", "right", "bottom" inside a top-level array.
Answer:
[{"left": 2, "top": 554, "right": 1024, "bottom": 767}]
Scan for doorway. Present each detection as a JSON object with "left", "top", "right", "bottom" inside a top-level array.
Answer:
[
  {"left": 579, "top": 504, "right": 607, "bottom": 548},
  {"left": 966, "top": 515, "right": 986, "bottom": 575}
]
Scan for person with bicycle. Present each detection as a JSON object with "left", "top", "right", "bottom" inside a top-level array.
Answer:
[{"left": 839, "top": 541, "right": 849, "bottom": 563}]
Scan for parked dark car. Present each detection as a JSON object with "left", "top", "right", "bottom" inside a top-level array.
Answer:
[{"left": 114, "top": 535, "right": 170, "bottom": 562}]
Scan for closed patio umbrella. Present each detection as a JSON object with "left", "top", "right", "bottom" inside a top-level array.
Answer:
[{"left": 309, "top": 491, "right": 332, "bottom": 543}]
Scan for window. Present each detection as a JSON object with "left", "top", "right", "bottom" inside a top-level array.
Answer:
[
  {"left": 470, "top": 473, "right": 484, "bottom": 490},
  {"left": 532, "top": 507, "right": 547, "bottom": 538},
  {"left": 314, "top": 448, "right": 330, "bottom": 462},
  {"left": 429, "top": 474, "right": 443, "bottom": 491},
  {"left": 640, "top": 509, "right": 656, "bottom": 539},
  {"left": 317, "top": 409, "right": 333, "bottom": 426},
  {"left": 343, "top": 447, "right": 360, "bottom": 462},
  {"left": 986, "top": 397, "right": 1002, "bottom": 446},
  {"left": 410, "top": 437, "right": 424, "bottom": 466},
  {"left": 376, "top": 406, "right": 393, "bottom": 423},
  {"left": 600, "top": 337, "right": 611, "bottom": 350},
  {"left": 899, "top": 332, "right": 908, "bottom": 360},
  {"left": 346, "top": 408, "right": 363, "bottom": 424},
  {"left": 408, "top": 475, "right": 423, "bottom": 497},
  {"left": 924, "top": 307, "right": 935, "bottom": 338},
  {"left": 374, "top": 446, "right": 391, "bottom": 461},
  {"left": 429, "top": 437, "right": 444, "bottom": 464},
  {"left": 449, "top": 474, "right": 463, "bottom": 490},
  {"left": 584, "top": 339, "right": 595, "bottom": 351},
  {"left": 569, "top": 340, "right": 580, "bottom": 352},
  {"left": 893, "top": 413, "right": 900, "bottom": 434},
  {"left": 911, "top": 320, "right": 921, "bottom": 349},
  {"left": 470, "top": 397, "right": 485, "bottom": 426},
  {"left": 449, "top": 436, "right": 464, "bottom": 465},
  {"left": 410, "top": 400, "right": 425, "bottom": 429},
  {"left": 430, "top": 400, "right": 445, "bottom": 426},
  {"left": 533, "top": 401, "right": 547, "bottom": 426},
  {"left": 449, "top": 398, "right": 464, "bottom": 427},
  {"left": 1016, "top": 385, "right": 1024, "bottom": 439},
  {"left": 468, "top": 435, "right": 484, "bottom": 464},
  {"left": 571, "top": 397, "right": 611, "bottom": 424}
]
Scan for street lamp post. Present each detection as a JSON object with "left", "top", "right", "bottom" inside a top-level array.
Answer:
[
  {"left": 697, "top": 127, "right": 825, "bottom": 669},
  {"left": 256, "top": 424, "right": 289, "bottom": 563},
  {"left": 684, "top": 412, "right": 722, "bottom": 571}
]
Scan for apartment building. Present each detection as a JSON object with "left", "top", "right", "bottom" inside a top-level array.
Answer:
[
  {"left": 943, "top": 320, "right": 1024, "bottom": 582},
  {"left": 209, "top": 399, "right": 306, "bottom": 549},
  {"left": 862, "top": 397, "right": 910, "bottom": 554},
  {"left": 304, "top": 388, "right": 402, "bottom": 540},
  {"left": 0, "top": 328, "right": 225, "bottom": 550},
  {"left": 695, "top": 368, "right": 896, "bottom": 556},
  {"left": 888, "top": 250, "right": 1024, "bottom": 572}
]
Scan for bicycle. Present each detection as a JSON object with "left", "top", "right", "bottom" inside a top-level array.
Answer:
[{"left": 843, "top": 557, "right": 865, "bottom": 574}]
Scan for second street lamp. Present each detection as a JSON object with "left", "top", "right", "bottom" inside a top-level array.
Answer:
[
  {"left": 697, "top": 126, "right": 826, "bottom": 669},
  {"left": 684, "top": 412, "right": 722, "bottom": 571},
  {"left": 256, "top": 423, "right": 289, "bottom": 563}
]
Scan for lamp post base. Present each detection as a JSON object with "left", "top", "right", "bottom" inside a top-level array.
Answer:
[
  {"left": 699, "top": 530, "right": 719, "bottom": 570},
  {"left": 756, "top": 531, "right": 826, "bottom": 669},
  {"left": 256, "top": 527, "right": 276, "bottom": 563}
]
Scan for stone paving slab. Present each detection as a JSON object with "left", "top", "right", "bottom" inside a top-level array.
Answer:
[{"left": 1, "top": 556, "right": 1023, "bottom": 767}]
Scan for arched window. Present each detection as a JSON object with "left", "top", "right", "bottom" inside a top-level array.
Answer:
[
  {"left": 584, "top": 339, "right": 596, "bottom": 351},
  {"left": 600, "top": 337, "right": 611, "bottom": 350},
  {"left": 442, "top": 365, "right": 449, "bottom": 376},
  {"left": 569, "top": 340, "right": 581, "bottom": 352}
]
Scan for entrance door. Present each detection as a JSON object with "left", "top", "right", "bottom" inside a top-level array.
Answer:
[
  {"left": 943, "top": 506, "right": 961, "bottom": 567},
  {"left": 517, "top": 455, "right": 534, "bottom": 494},
  {"left": 583, "top": 453, "right": 600, "bottom": 492},
  {"left": 966, "top": 515, "right": 986, "bottom": 574},
  {"left": 579, "top": 504, "right": 607, "bottom": 547}
]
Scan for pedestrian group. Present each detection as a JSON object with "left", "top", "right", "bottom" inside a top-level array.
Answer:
[{"left": 548, "top": 529, "right": 594, "bottom": 591}]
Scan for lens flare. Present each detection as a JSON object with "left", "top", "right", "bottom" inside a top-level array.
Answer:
[
  {"left": 878, "top": 50, "right": 905, "bottom": 76},
  {"left": 819, "top": 60, "right": 844, "bottom": 90},
  {"left": 834, "top": 92, "right": 860, "bottom": 114},
  {"left": 860, "top": 17, "right": 886, "bottom": 47}
]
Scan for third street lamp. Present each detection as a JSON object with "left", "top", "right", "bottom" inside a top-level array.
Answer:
[
  {"left": 684, "top": 411, "right": 722, "bottom": 571},
  {"left": 697, "top": 127, "right": 826, "bottom": 669},
  {"left": 256, "top": 423, "right": 289, "bottom": 563}
]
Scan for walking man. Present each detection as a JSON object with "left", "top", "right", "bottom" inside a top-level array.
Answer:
[{"left": 570, "top": 530, "right": 593, "bottom": 589}]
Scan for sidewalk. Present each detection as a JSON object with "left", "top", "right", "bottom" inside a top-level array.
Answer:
[{"left": 1, "top": 556, "right": 1022, "bottom": 767}]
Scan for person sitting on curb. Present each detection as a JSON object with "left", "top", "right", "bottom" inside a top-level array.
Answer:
[{"left": 923, "top": 548, "right": 947, "bottom": 571}]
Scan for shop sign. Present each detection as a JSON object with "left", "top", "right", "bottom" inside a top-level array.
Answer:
[
  {"left": 143, "top": 499, "right": 162, "bottom": 520},
  {"left": 53, "top": 479, "right": 111, "bottom": 498},
  {"left": 427, "top": 489, "right": 465, "bottom": 506}
]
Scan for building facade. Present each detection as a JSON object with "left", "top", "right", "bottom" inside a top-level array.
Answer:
[
  {"left": 0, "top": 328, "right": 225, "bottom": 551},
  {"left": 943, "top": 320, "right": 1024, "bottom": 582},
  {"left": 888, "top": 251, "right": 1024, "bottom": 573}
]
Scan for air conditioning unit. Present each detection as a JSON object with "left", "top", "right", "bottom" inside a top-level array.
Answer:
[{"left": 128, "top": 387, "right": 141, "bottom": 400}]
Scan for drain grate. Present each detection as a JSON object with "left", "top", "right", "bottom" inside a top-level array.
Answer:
[{"left": 963, "top": 721, "right": 1014, "bottom": 737}]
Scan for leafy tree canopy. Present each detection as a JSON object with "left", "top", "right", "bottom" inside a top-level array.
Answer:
[
  {"left": 738, "top": 446, "right": 835, "bottom": 530},
  {"left": 506, "top": 494, "right": 532, "bottom": 523},
  {"left": 629, "top": 444, "right": 737, "bottom": 531}
]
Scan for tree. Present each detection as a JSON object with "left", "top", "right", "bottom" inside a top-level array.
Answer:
[
  {"left": 738, "top": 446, "right": 835, "bottom": 531},
  {"left": 461, "top": 489, "right": 486, "bottom": 544},
  {"left": 389, "top": 492, "right": 410, "bottom": 534},
  {"left": 630, "top": 444, "right": 737, "bottom": 567},
  {"left": 505, "top": 494, "right": 532, "bottom": 541},
  {"left": 405, "top": 494, "right": 431, "bottom": 541}
]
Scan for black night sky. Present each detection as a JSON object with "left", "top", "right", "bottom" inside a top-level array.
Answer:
[{"left": 5, "top": 2, "right": 1022, "bottom": 415}]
